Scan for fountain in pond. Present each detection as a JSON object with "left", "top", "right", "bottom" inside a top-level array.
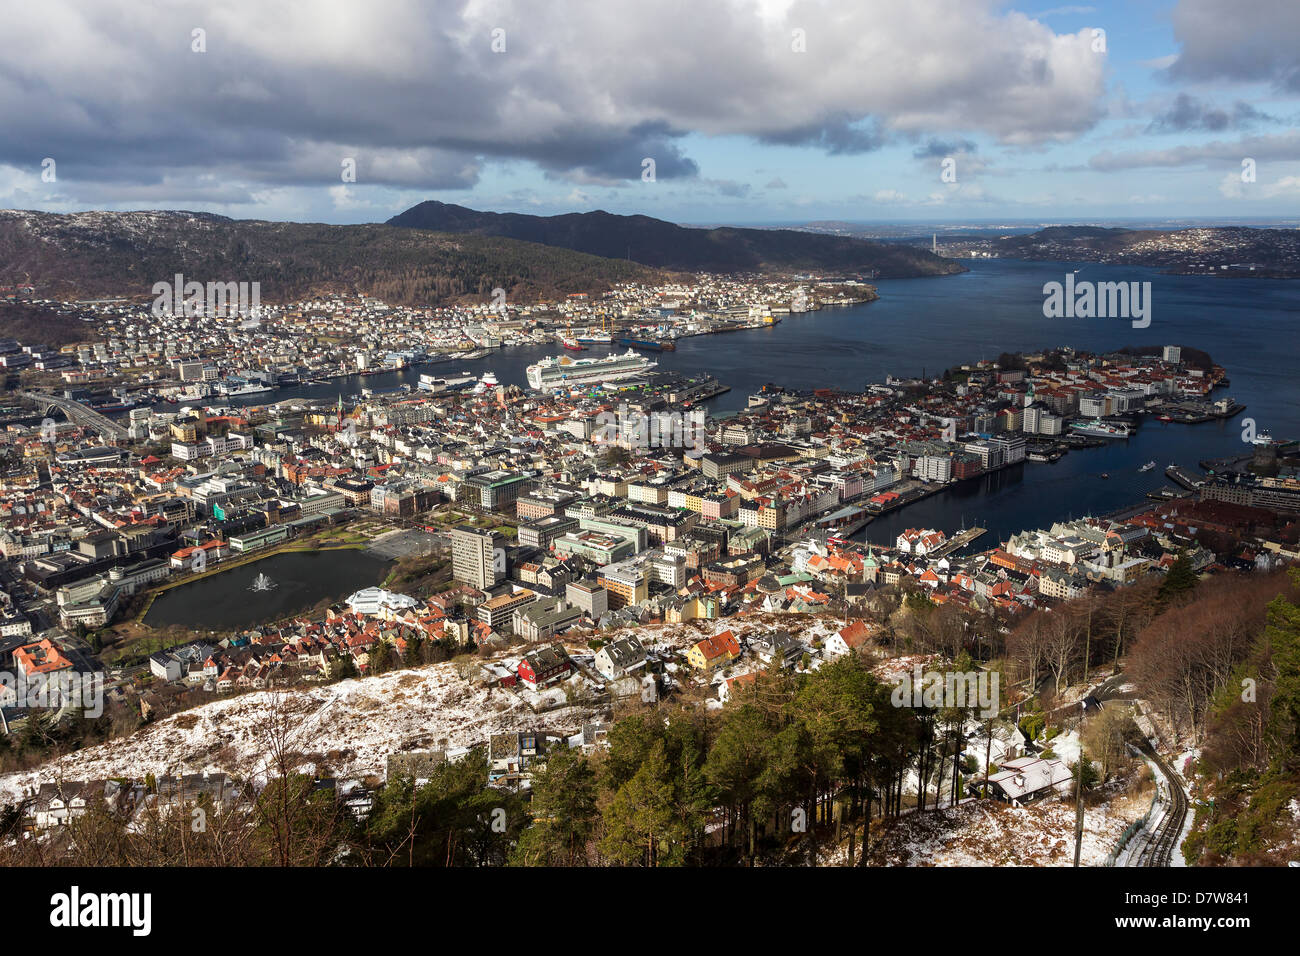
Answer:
[{"left": 249, "top": 572, "right": 277, "bottom": 592}]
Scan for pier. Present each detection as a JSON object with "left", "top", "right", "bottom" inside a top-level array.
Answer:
[
  {"left": 1165, "top": 465, "right": 1205, "bottom": 491},
  {"left": 931, "top": 527, "right": 987, "bottom": 557}
]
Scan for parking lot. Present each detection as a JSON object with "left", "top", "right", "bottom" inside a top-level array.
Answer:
[{"left": 367, "top": 528, "right": 442, "bottom": 560}]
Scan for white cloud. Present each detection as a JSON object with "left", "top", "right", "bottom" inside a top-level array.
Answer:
[
  {"left": 0, "top": 0, "right": 1111, "bottom": 208},
  {"left": 1090, "top": 131, "right": 1300, "bottom": 170},
  {"left": 1220, "top": 171, "right": 1300, "bottom": 200}
]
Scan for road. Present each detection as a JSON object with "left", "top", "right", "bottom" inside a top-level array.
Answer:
[{"left": 17, "top": 390, "right": 129, "bottom": 441}]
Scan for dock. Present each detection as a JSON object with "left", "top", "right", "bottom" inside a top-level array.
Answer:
[
  {"left": 932, "top": 527, "right": 987, "bottom": 557},
  {"left": 1165, "top": 465, "right": 1205, "bottom": 491}
]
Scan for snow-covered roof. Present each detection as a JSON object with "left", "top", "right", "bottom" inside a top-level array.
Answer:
[{"left": 988, "top": 756, "right": 1074, "bottom": 800}]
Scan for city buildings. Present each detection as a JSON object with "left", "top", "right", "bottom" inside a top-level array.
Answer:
[{"left": 450, "top": 526, "right": 506, "bottom": 590}]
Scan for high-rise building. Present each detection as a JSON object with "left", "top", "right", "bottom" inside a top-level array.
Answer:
[
  {"left": 460, "top": 470, "right": 532, "bottom": 514},
  {"left": 989, "top": 434, "right": 1026, "bottom": 465},
  {"left": 450, "top": 526, "right": 505, "bottom": 589}
]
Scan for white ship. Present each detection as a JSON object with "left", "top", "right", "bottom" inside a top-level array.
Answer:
[
  {"left": 472, "top": 371, "right": 501, "bottom": 395},
  {"left": 169, "top": 383, "right": 214, "bottom": 403},
  {"left": 1070, "top": 419, "right": 1131, "bottom": 439},
  {"left": 418, "top": 371, "right": 476, "bottom": 392},
  {"left": 1138, "top": 460, "right": 1156, "bottom": 472},
  {"left": 220, "top": 381, "right": 275, "bottom": 399},
  {"left": 526, "top": 349, "right": 657, "bottom": 390}
]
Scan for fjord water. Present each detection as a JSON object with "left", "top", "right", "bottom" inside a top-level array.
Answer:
[{"left": 269, "top": 259, "right": 1300, "bottom": 546}]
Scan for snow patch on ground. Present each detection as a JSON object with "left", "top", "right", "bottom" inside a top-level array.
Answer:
[
  {"left": 865, "top": 793, "right": 1145, "bottom": 867},
  {"left": 0, "top": 661, "right": 600, "bottom": 803}
]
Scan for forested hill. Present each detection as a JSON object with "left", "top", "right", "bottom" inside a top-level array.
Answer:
[
  {"left": 0, "top": 210, "right": 660, "bottom": 307},
  {"left": 387, "top": 200, "right": 965, "bottom": 277}
]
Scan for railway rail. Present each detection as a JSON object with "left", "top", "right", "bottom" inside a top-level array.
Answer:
[{"left": 1134, "top": 741, "right": 1188, "bottom": 867}]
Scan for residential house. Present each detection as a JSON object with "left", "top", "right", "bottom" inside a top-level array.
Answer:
[
  {"left": 685, "top": 629, "right": 742, "bottom": 673},
  {"left": 518, "top": 643, "right": 573, "bottom": 688},
  {"left": 594, "top": 635, "right": 646, "bottom": 680}
]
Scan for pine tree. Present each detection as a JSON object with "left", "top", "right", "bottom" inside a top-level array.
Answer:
[
  {"left": 706, "top": 702, "right": 772, "bottom": 862},
  {"left": 1159, "top": 553, "right": 1198, "bottom": 603},
  {"left": 600, "top": 741, "right": 679, "bottom": 866},
  {"left": 1263, "top": 572, "right": 1300, "bottom": 769},
  {"left": 510, "top": 748, "right": 597, "bottom": 866}
]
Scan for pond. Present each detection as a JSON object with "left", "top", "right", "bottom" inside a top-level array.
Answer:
[{"left": 142, "top": 548, "right": 394, "bottom": 632}]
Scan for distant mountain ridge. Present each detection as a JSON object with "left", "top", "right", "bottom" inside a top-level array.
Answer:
[
  {"left": 387, "top": 201, "right": 964, "bottom": 277},
  {"left": 0, "top": 209, "right": 658, "bottom": 306}
]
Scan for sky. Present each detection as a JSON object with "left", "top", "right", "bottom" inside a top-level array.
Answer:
[{"left": 2, "top": 0, "right": 1299, "bottom": 226}]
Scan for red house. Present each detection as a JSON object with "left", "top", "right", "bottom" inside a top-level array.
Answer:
[{"left": 518, "top": 644, "right": 572, "bottom": 688}]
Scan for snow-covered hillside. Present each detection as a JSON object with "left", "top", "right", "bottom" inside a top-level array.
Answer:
[{"left": 0, "top": 661, "right": 600, "bottom": 803}]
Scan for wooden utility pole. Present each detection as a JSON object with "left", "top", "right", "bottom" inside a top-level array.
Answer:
[
  {"left": 983, "top": 716, "right": 993, "bottom": 798},
  {"left": 1073, "top": 701, "right": 1086, "bottom": 866}
]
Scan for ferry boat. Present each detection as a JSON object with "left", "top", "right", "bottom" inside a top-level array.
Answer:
[
  {"left": 618, "top": 337, "right": 674, "bottom": 351},
  {"left": 472, "top": 371, "right": 501, "bottom": 395},
  {"left": 220, "top": 382, "right": 275, "bottom": 400},
  {"left": 173, "top": 384, "right": 214, "bottom": 403},
  {"left": 1138, "top": 461, "right": 1156, "bottom": 472},
  {"left": 418, "top": 371, "right": 476, "bottom": 392},
  {"left": 576, "top": 333, "right": 612, "bottom": 345},
  {"left": 525, "top": 349, "right": 657, "bottom": 390},
  {"left": 1070, "top": 419, "right": 1131, "bottom": 439},
  {"left": 88, "top": 397, "right": 136, "bottom": 413}
]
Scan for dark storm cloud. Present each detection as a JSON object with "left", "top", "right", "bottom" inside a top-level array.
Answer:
[
  {"left": 913, "top": 139, "right": 977, "bottom": 159},
  {"left": 1145, "top": 94, "right": 1276, "bottom": 133},
  {"left": 757, "top": 116, "right": 886, "bottom": 155},
  {"left": 504, "top": 122, "right": 700, "bottom": 185}
]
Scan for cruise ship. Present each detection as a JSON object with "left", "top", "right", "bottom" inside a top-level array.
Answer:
[
  {"left": 1070, "top": 419, "right": 1131, "bottom": 439},
  {"left": 526, "top": 349, "right": 657, "bottom": 390}
]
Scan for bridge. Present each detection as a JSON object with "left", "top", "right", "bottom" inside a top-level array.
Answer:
[{"left": 17, "top": 390, "right": 130, "bottom": 442}]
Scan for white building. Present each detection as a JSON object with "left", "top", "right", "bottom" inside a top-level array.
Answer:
[{"left": 346, "top": 587, "right": 419, "bottom": 618}]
